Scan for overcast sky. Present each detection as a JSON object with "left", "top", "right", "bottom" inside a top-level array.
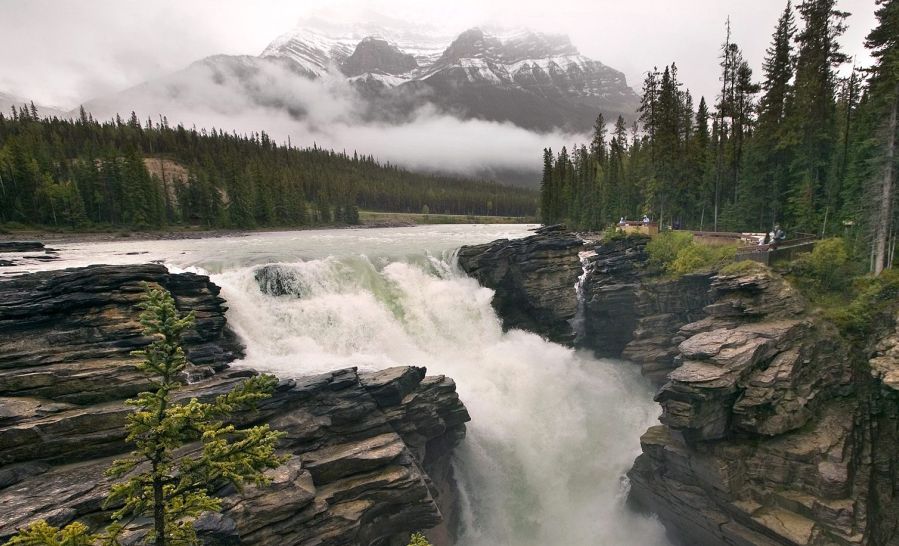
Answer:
[{"left": 0, "top": 0, "right": 879, "bottom": 111}]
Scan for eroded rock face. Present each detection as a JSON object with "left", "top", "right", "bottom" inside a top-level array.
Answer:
[
  {"left": 457, "top": 225, "right": 584, "bottom": 344},
  {"left": 626, "top": 268, "right": 899, "bottom": 546},
  {"left": 869, "top": 312, "right": 899, "bottom": 390},
  {"left": 0, "top": 265, "right": 470, "bottom": 546},
  {"left": 579, "top": 235, "right": 714, "bottom": 381},
  {"left": 580, "top": 235, "right": 650, "bottom": 356},
  {"left": 0, "top": 264, "right": 242, "bottom": 406}
]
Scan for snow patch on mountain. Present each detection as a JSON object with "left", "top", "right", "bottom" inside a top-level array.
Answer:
[{"left": 260, "top": 28, "right": 357, "bottom": 77}]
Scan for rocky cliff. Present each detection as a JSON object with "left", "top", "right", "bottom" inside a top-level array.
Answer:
[
  {"left": 0, "top": 264, "right": 469, "bottom": 545},
  {"left": 458, "top": 231, "right": 899, "bottom": 545},
  {"left": 341, "top": 37, "right": 418, "bottom": 78},
  {"left": 580, "top": 235, "right": 715, "bottom": 382},
  {"left": 457, "top": 225, "right": 584, "bottom": 344},
  {"left": 626, "top": 267, "right": 869, "bottom": 545}
]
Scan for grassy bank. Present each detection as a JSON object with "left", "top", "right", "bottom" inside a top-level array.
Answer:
[{"left": 357, "top": 211, "right": 535, "bottom": 225}]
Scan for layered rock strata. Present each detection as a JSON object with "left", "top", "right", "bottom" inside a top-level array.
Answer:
[
  {"left": 457, "top": 225, "right": 584, "bottom": 344},
  {"left": 0, "top": 264, "right": 469, "bottom": 545},
  {"left": 579, "top": 235, "right": 715, "bottom": 381},
  {"left": 459, "top": 232, "right": 899, "bottom": 545},
  {"left": 626, "top": 268, "right": 870, "bottom": 545}
]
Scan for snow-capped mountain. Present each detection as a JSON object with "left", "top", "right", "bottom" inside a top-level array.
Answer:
[
  {"left": 260, "top": 28, "right": 358, "bottom": 79},
  {"left": 261, "top": 21, "right": 449, "bottom": 75},
  {"left": 70, "top": 23, "right": 639, "bottom": 135},
  {"left": 259, "top": 26, "right": 640, "bottom": 132}
]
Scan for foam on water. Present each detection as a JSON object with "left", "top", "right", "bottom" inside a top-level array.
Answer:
[{"left": 212, "top": 251, "right": 669, "bottom": 546}]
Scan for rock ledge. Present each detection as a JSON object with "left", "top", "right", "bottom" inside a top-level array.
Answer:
[{"left": 0, "top": 264, "right": 470, "bottom": 545}]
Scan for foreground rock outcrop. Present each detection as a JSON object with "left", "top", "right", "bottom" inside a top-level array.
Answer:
[
  {"left": 0, "top": 264, "right": 469, "bottom": 545},
  {"left": 457, "top": 225, "right": 584, "bottom": 344}
]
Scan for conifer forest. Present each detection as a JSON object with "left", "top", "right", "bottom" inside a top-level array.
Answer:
[
  {"left": 0, "top": 110, "right": 538, "bottom": 230},
  {"left": 540, "top": 0, "right": 897, "bottom": 273}
]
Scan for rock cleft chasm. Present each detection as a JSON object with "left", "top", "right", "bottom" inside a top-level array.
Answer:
[
  {"left": 0, "top": 264, "right": 469, "bottom": 545},
  {"left": 458, "top": 230, "right": 899, "bottom": 546}
]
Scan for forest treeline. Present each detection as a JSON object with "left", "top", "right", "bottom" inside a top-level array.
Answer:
[
  {"left": 0, "top": 110, "right": 538, "bottom": 230},
  {"left": 542, "top": 0, "right": 897, "bottom": 273}
]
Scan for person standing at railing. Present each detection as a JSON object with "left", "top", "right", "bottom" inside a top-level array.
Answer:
[{"left": 774, "top": 225, "right": 786, "bottom": 243}]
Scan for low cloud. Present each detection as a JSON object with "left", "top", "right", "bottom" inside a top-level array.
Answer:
[{"left": 83, "top": 58, "right": 585, "bottom": 184}]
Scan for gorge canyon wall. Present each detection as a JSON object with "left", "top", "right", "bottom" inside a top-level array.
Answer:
[{"left": 458, "top": 230, "right": 899, "bottom": 546}]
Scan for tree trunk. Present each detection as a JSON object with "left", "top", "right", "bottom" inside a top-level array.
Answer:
[
  {"left": 874, "top": 87, "right": 898, "bottom": 276},
  {"left": 153, "top": 468, "right": 165, "bottom": 546}
]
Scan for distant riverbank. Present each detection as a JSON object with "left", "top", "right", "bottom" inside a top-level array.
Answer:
[{"left": 0, "top": 212, "right": 535, "bottom": 245}]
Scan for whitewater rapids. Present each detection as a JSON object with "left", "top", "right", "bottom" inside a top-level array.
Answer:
[
  {"left": 213, "top": 252, "right": 669, "bottom": 546},
  {"left": 7, "top": 225, "right": 668, "bottom": 544}
]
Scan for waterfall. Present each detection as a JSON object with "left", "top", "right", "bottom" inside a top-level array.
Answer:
[
  {"left": 570, "top": 249, "right": 597, "bottom": 345},
  {"left": 212, "top": 252, "right": 668, "bottom": 546}
]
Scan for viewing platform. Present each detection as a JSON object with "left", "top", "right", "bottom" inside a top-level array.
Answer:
[
  {"left": 617, "top": 221, "right": 660, "bottom": 236},
  {"left": 733, "top": 233, "right": 818, "bottom": 265},
  {"left": 612, "top": 222, "right": 819, "bottom": 266},
  {"left": 682, "top": 229, "right": 818, "bottom": 265}
]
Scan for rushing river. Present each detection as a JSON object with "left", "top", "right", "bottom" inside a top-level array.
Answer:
[{"left": 7, "top": 225, "right": 668, "bottom": 545}]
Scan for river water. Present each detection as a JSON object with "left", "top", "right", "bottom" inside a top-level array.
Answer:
[{"left": 6, "top": 225, "right": 668, "bottom": 545}]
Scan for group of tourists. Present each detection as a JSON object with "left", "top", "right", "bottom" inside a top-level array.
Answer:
[{"left": 617, "top": 215, "right": 653, "bottom": 226}]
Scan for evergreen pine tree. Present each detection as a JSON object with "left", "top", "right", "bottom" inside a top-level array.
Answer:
[
  {"left": 864, "top": 0, "right": 899, "bottom": 273},
  {"left": 540, "top": 148, "right": 554, "bottom": 224},
  {"left": 590, "top": 113, "right": 607, "bottom": 164},
  {"left": 784, "top": 0, "right": 849, "bottom": 232},
  {"left": 752, "top": 0, "right": 798, "bottom": 228}
]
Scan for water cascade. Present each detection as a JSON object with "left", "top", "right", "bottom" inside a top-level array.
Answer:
[
  {"left": 213, "top": 251, "right": 668, "bottom": 545},
  {"left": 570, "top": 249, "right": 597, "bottom": 345}
]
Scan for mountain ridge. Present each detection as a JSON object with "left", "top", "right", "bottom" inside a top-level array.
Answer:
[
  {"left": 60, "top": 25, "right": 638, "bottom": 135},
  {"left": 260, "top": 25, "right": 640, "bottom": 132}
]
